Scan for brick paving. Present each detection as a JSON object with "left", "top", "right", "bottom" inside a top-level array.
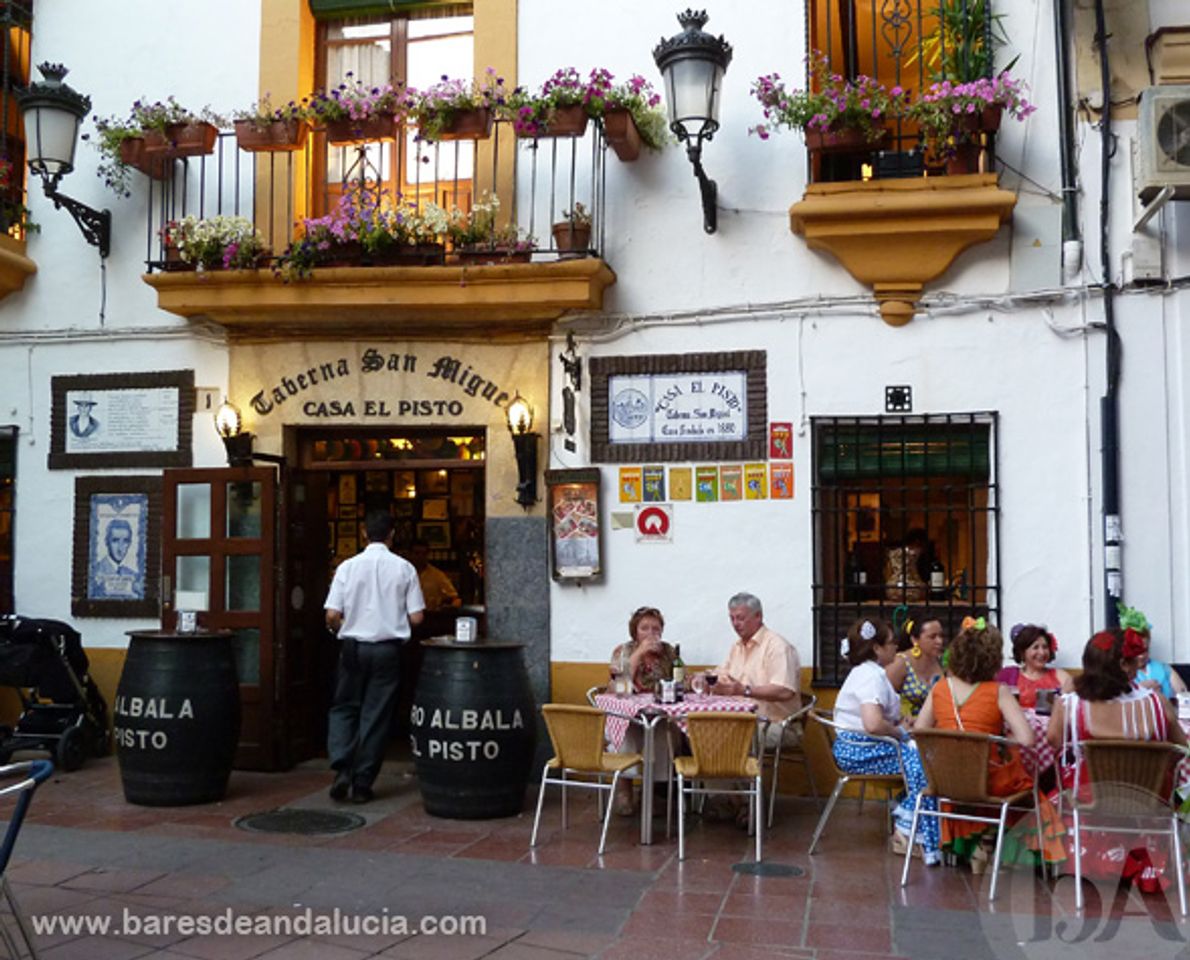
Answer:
[{"left": 0, "top": 757, "right": 1184, "bottom": 958}]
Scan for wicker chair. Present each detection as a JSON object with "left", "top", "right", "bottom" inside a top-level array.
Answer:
[
  {"left": 1069, "top": 739, "right": 1187, "bottom": 915},
  {"left": 530, "top": 704, "right": 642, "bottom": 856},
  {"left": 674, "top": 712, "right": 763, "bottom": 862},
  {"left": 807, "top": 709, "right": 907, "bottom": 855},
  {"left": 902, "top": 729, "right": 1040, "bottom": 901},
  {"left": 760, "top": 693, "right": 819, "bottom": 827}
]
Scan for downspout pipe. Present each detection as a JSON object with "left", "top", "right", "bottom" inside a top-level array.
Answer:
[
  {"left": 1054, "top": 0, "right": 1080, "bottom": 241},
  {"left": 1094, "top": 0, "right": 1122, "bottom": 627}
]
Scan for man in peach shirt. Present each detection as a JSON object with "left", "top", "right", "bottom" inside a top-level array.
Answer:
[{"left": 709, "top": 592, "right": 802, "bottom": 748}]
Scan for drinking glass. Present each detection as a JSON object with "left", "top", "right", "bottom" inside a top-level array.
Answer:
[
  {"left": 690, "top": 674, "right": 706, "bottom": 698},
  {"left": 704, "top": 672, "right": 718, "bottom": 696}
]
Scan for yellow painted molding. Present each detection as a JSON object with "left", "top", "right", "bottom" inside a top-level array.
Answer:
[
  {"left": 143, "top": 259, "right": 616, "bottom": 339},
  {"left": 789, "top": 173, "right": 1017, "bottom": 324},
  {"left": 0, "top": 234, "right": 35, "bottom": 300}
]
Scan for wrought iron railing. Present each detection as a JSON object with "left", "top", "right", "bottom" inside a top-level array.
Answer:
[{"left": 137, "top": 117, "right": 612, "bottom": 271}]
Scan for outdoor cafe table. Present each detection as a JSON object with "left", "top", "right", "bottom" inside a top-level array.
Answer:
[{"left": 592, "top": 691, "right": 758, "bottom": 844}]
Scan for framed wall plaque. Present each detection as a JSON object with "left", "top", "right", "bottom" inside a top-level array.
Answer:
[
  {"left": 50, "top": 370, "right": 194, "bottom": 469},
  {"left": 545, "top": 468, "right": 602, "bottom": 581},
  {"left": 71, "top": 476, "right": 162, "bottom": 618},
  {"left": 590, "top": 351, "right": 767, "bottom": 463}
]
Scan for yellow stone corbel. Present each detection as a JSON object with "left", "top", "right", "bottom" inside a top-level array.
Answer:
[
  {"left": 789, "top": 173, "right": 1016, "bottom": 324},
  {"left": 0, "top": 234, "right": 35, "bottom": 300}
]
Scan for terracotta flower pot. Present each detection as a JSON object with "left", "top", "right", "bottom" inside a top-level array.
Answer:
[
  {"left": 551, "top": 221, "right": 591, "bottom": 255},
  {"left": 519, "top": 104, "right": 589, "bottom": 139},
  {"left": 365, "top": 243, "right": 446, "bottom": 266},
  {"left": 945, "top": 142, "right": 984, "bottom": 176},
  {"left": 804, "top": 126, "right": 889, "bottom": 154},
  {"left": 454, "top": 245, "right": 533, "bottom": 265},
  {"left": 118, "top": 137, "right": 169, "bottom": 180},
  {"left": 320, "top": 241, "right": 366, "bottom": 267},
  {"left": 234, "top": 118, "right": 309, "bottom": 153},
  {"left": 324, "top": 113, "right": 398, "bottom": 146},
  {"left": 957, "top": 104, "right": 1003, "bottom": 135},
  {"left": 161, "top": 247, "right": 195, "bottom": 272},
  {"left": 428, "top": 107, "right": 493, "bottom": 142},
  {"left": 601, "top": 108, "right": 641, "bottom": 162},
  {"left": 142, "top": 122, "right": 219, "bottom": 158}
]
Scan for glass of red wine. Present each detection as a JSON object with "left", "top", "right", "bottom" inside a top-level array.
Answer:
[{"left": 704, "top": 672, "right": 718, "bottom": 695}]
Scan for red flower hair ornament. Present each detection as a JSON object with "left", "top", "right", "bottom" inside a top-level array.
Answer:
[{"left": 1122, "top": 627, "right": 1148, "bottom": 660}]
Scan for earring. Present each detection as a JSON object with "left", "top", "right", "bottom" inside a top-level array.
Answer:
[{"left": 910, "top": 642, "right": 922, "bottom": 659}]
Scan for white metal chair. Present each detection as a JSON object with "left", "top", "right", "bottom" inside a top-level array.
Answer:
[
  {"left": 761, "top": 692, "right": 819, "bottom": 827},
  {"left": 807, "top": 709, "right": 907, "bottom": 855},
  {"left": 530, "top": 704, "right": 641, "bottom": 856},
  {"left": 1068, "top": 739, "right": 1187, "bottom": 916},
  {"left": 0, "top": 759, "right": 54, "bottom": 960},
  {"left": 901, "top": 729, "right": 1042, "bottom": 901},
  {"left": 674, "top": 712, "right": 764, "bottom": 862}
]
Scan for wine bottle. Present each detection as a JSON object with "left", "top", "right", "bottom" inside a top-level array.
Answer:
[
  {"left": 846, "top": 549, "right": 866, "bottom": 601},
  {"left": 929, "top": 558, "right": 946, "bottom": 599},
  {"left": 672, "top": 643, "right": 686, "bottom": 696}
]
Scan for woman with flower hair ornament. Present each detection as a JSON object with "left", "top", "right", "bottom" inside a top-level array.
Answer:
[
  {"left": 1118, "top": 603, "right": 1187, "bottom": 699},
  {"left": 994, "top": 623, "right": 1072, "bottom": 709},
  {"left": 832, "top": 617, "right": 941, "bottom": 864}
]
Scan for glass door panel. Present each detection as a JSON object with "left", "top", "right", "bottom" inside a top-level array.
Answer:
[
  {"left": 176, "top": 483, "right": 212, "bottom": 539},
  {"left": 226, "top": 481, "right": 263, "bottom": 538},
  {"left": 225, "top": 555, "right": 261, "bottom": 612}
]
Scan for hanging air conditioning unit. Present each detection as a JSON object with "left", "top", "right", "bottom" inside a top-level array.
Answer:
[{"left": 1137, "top": 85, "right": 1190, "bottom": 202}]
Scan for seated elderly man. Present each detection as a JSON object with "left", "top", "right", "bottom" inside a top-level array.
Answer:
[{"left": 707, "top": 591, "right": 802, "bottom": 749}]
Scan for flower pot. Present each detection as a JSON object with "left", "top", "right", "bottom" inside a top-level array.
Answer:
[
  {"left": 143, "top": 122, "right": 219, "bottom": 159},
  {"left": 320, "top": 241, "right": 366, "bottom": 267},
  {"left": 804, "top": 126, "right": 889, "bottom": 154},
  {"left": 945, "top": 142, "right": 984, "bottom": 176},
  {"left": 601, "top": 108, "right": 641, "bottom": 162},
  {"left": 366, "top": 242, "right": 446, "bottom": 266},
  {"left": 161, "top": 247, "right": 195, "bottom": 272},
  {"left": 234, "top": 118, "right": 309, "bottom": 153},
  {"left": 520, "top": 104, "right": 589, "bottom": 139},
  {"left": 429, "top": 107, "right": 493, "bottom": 142},
  {"left": 324, "top": 113, "right": 398, "bottom": 145},
  {"left": 454, "top": 245, "right": 533, "bottom": 265},
  {"left": 119, "top": 137, "right": 169, "bottom": 180},
  {"left": 551, "top": 221, "right": 591, "bottom": 255},
  {"left": 957, "top": 105, "right": 1002, "bottom": 135}
]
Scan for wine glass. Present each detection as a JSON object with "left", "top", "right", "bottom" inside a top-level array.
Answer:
[
  {"left": 704, "top": 672, "right": 718, "bottom": 697},
  {"left": 690, "top": 674, "right": 706, "bottom": 699}
]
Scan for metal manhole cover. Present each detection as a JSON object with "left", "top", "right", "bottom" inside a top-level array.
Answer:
[
  {"left": 732, "top": 861, "right": 805, "bottom": 877},
  {"left": 234, "top": 809, "right": 366, "bottom": 835}
]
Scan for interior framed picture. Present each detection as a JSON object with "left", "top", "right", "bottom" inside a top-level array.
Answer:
[
  {"left": 50, "top": 370, "right": 194, "bottom": 470},
  {"left": 71, "top": 475, "right": 162, "bottom": 618},
  {"left": 545, "top": 468, "right": 602, "bottom": 581},
  {"left": 416, "top": 521, "right": 451, "bottom": 549},
  {"left": 419, "top": 469, "right": 449, "bottom": 495}
]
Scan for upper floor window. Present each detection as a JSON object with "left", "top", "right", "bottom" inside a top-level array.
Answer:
[{"left": 0, "top": 1, "right": 32, "bottom": 236}]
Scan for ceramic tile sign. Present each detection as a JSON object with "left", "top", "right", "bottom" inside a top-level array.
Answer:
[
  {"left": 619, "top": 467, "right": 642, "bottom": 503},
  {"left": 770, "top": 422, "right": 792, "bottom": 460},
  {"left": 608, "top": 371, "right": 747, "bottom": 444},
  {"left": 635, "top": 503, "right": 673, "bottom": 543},
  {"left": 695, "top": 466, "right": 719, "bottom": 502},
  {"left": 720, "top": 465, "right": 742, "bottom": 501},
  {"left": 643, "top": 465, "right": 666, "bottom": 502},
  {"left": 669, "top": 467, "right": 692, "bottom": 500},
  {"left": 770, "top": 462, "right": 794, "bottom": 499},
  {"left": 745, "top": 463, "right": 768, "bottom": 500}
]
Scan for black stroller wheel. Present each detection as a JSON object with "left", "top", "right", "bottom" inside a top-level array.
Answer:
[{"left": 56, "top": 727, "right": 85, "bottom": 772}]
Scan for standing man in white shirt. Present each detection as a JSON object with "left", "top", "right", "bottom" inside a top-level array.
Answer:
[{"left": 325, "top": 513, "right": 425, "bottom": 803}]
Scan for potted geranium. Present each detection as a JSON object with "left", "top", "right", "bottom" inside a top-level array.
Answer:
[
  {"left": 309, "top": 73, "right": 411, "bottom": 145},
  {"left": 750, "top": 51, "right": 907, "bottom": 152},
  {"left": 908, "top": 73, "right": 1034, "bottom": 173},
  {"left": 160, "top": 215, "right": 269, "bottom": 271},
  {"left": 411, "top": 68, "right": 508, "bottom": 142},
  {"left": 88, "top": 114, "right": 167, "bottom": 194},
  {"left": 504, "top": 67, "right": 609, "bottom": 139},
  {"left": 134, "top": 97, "right": 224, "bottom": 158},
  {"left": 593, "top": 74, "right": 670, "bottom": 161},
  {"left": 446, "top": 192, "right": 536, "bottom": 263},
  {"left": 551, "top": 202, "right": 591, "bottom": 255},
  {"left": 232, "top": 95, "right": 310, "bottom": 152}
]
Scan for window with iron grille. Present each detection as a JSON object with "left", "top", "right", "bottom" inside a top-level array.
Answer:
[{"left": 811, "top": 413, "right": 999, "bottom": 684}]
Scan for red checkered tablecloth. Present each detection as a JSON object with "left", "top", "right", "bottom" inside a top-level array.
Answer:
[{"left": 593, "top": 692, "right": 757, "bottom": 749}]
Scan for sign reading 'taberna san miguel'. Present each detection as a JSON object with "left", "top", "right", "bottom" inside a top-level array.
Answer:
[{"left": 249, "top": 349, "right": 513, "bottom": 419}]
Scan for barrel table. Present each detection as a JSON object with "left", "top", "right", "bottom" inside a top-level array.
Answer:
[
  {"left": 410, "top": 638, "right": 536, "bottom": 819},
  {"left": 116, "top": 630, "right": 240, "bottom": 806}
]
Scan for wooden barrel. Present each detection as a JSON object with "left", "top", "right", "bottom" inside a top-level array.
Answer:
[
  {"left": 411, "top": 638, "right": 536, "bottom": 819},
  {"left": 115, "top": 630, "right": 240, "bottom": 806}
]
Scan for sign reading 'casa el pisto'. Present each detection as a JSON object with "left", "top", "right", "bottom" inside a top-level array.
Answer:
[{"left": 249, "top": 349, "right": 514, "bottom": 419}]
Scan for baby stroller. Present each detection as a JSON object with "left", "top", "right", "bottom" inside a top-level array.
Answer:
[{"left": 0, "top": 616, "right": 110, "bottom": 771}]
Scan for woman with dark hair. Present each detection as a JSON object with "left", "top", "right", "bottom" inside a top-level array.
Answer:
[
  {"left": 832, "top": 617, "right": 940, "bottom": 864},
  {"left": 607, "top": 606, "right": 676, "bottom": 815},
  {"left": 1046, "top": 628, "right": 1186, "bottom": 757},
  {"left": 917, "top": 619, "right": 1062, "bottom": 870},
  {"left": 885, "top": 611, "right": 945, "bottom": 718},
  {"left": 995, "top": 623, "right": 1072, "bottom": 709}
]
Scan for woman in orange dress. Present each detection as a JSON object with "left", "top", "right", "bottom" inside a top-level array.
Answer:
[{"left": 916, "top": 619, "right": 1063, "bottom": 869}]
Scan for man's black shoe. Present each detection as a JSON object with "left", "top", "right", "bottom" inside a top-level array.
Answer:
[
  {"left": 351, "top": 783, "right": 374, "bottom": 804},
  {"left": 329, "top": 771, "right": 351, "bottom": 802}
]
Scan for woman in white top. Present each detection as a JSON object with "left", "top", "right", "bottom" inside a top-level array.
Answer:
[{"left": 832, "top": 617, "right": 940, "bottom": 863}]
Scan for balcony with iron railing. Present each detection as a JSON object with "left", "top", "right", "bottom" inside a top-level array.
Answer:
[
  {"left": 139, "top": 115, "right": 619, "bottom": 339},
  {"left": 0, "top": 0, "right": 35, "bottom": 299},
  {"left": 786, "top": 0, "right": 1022, "bottom": 324}
]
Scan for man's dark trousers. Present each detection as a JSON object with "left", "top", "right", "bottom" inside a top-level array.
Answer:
[{"left": 327, "top": 638, "right": 402, "bottom": 788}]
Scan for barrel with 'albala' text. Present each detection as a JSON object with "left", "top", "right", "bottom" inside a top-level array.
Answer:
[
  {"left": 411, "top": 638, "right": 536, "bottom": 818},
  {"left": 116, "top": 630, "right": 241, "bottom": 806}
]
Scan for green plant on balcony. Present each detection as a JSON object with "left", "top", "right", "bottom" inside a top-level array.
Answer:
[
  {"left": 0, "top": 157, "right": 37, "bottom": 237},
  {"left": 161, "top": 215, "right": 269, "bottom": 270},
  {"left": 907, "top": 73, "right": 1034, "bottom": 145},
  {"left": 444, "top": 192, "right": 535, "bottom": 254},
  {"left": 502, "top": 67, "right": 607, "bottom": 138},
  {"left": 915, "top": 0, "right": 1016, "bottom": 84},
  {"left": 410, "top": 68, "right": 507, "bottom": 141},
  {"left": 598, "top": 75, "right": 670, "bottom": 151},
  {"left": 232, "top": 94, "right": 310, "bottom": 130},
  {"left": 308, "top": 74, "right": 412, "bottom": 125}
]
